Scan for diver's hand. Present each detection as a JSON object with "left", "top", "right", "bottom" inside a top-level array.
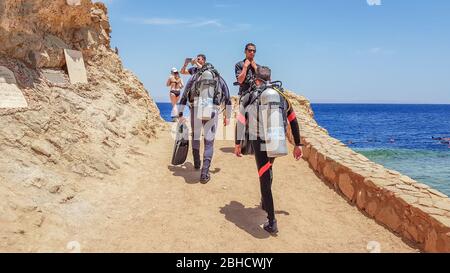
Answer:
[
  {"left": 251, "top": 60, "right": 257, "bottom": 71},
  {"left": 235, "top": 144, "right": 243, "bottom": 157},
  {"left": 243, "top": 59, "right": 251, "bottom": 68},
  {"left": 293, "top": 146, "right": 303, "bottom": 161}
]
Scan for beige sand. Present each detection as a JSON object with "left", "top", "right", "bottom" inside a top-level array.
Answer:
[{"left": 3, "top": 123, "right": 419, "bottom": 253}]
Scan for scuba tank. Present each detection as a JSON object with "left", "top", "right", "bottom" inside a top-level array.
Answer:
[
  {"left": 195, "top": 68, "right": 216, "bottom": 120},
  {"left": 259, "top": 83, "right": 289, "bottom": 158}
]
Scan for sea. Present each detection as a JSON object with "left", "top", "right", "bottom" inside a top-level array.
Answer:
[{"left": 157, "top": 102, "right": 450, "bottom": 196}]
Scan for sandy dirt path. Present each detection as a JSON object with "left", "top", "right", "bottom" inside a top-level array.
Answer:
[{"left": 3, "top": 123, "right": 418, "bottom": 253}]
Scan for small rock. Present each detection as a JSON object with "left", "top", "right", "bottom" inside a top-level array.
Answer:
[
  {"left": 30, "top": 178, "right": 45, "bottom": 189},
  {"left": 31, "top": 140, "right": 55, "bottom": 157},
  {"left": 418, "top": 198, "right": 434, "bottom": 207},
  {"left": 60, "top": 195, "right": 75, "bottom": 204},
  {"left": 90, "top": 162, "right": 110, "bottom": 175},
  {"left": 387, "top": 169, "right": 401, "bottom": 176},
  {"left": 396, "top": 184, "right": 418, "bottom": 192},
  {"left": 49, "top": 185, "right": 62, "bottom": 194},
  {"left": 14, "top": 230, "right": 26, "bottom": 235},
  {"left": 397, "top": 194, "right": 418, "bottom": 205},
  {"left": 434, "top": 201, "right": 450, "bottom": 212},
  {"left": 414, "top": 183, "right": 430, "bottom": 190},
  {"left": 428, "top": 189, "right": 448, "bottom": 198},
  {"left": 338, "top": 173, "right": 355, "bottom": 201},
  {"left": 432, "top": 215, "right": 450, "bottom": 228},
  {"left": 400, "top": 175, "right": 416, "bottom": 185},
  {"left": 106, "top": 160, "right": 120, "bottom": 171}
]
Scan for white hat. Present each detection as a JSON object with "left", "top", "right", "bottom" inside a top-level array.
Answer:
[{"left": 171, "top": 67, "right": 178, "bottom": 73}]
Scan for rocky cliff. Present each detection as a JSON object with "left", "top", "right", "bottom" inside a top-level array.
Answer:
[
  {"left": 0, "top": 0, "right": 110, "bottom": 67},
  {"left": 0, "top": 0, "right": 164, "bottom": 242}
]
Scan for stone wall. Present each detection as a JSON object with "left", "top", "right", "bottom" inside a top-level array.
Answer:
[{"left": 284, "top": 91, "right": 450, "bottom": 252}]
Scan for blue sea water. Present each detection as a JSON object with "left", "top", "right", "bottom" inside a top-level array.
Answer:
[
  {"left": 157, "top": 102, "right": 450, "bottom": 195},
  {"left": 312, "top": 104, "right": 450, "bottom": 196}
]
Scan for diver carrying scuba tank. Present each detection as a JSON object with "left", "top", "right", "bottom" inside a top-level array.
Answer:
[
  {"left": 234, "top": 66, "right": 304, "bottom": 234},
  {"left": 177, "top": 55, "right": 232, "bottom": 183},
  {"left": 192, "top": 63, "right": 222, "bottom": 120}
]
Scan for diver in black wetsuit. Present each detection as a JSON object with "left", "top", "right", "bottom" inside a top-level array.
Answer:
[{"left": 234, "top": 66, "right": 303, "bottom": 234}]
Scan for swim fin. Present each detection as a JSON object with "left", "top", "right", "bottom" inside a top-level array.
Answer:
[{"left": 171, "top": 121, "right": 190, "bottom": 166}]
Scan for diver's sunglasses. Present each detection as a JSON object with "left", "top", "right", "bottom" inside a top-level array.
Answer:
[{"left": 247, "top": 49, "right": 256, "bottom": 53}]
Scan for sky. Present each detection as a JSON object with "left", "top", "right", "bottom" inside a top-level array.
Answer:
[{"left": 103, "top": 0, "right": 450, "bottom": 104}]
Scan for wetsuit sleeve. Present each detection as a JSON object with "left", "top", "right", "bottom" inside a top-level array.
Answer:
[
  {"left": 178, "top": 73, "right": 199, "bottom": 117},
  {"left": 235, "top": 94, "right": 248, "bottom": 145},
  {"left": 287, "top": 107, "right": 302, "bottom": 146},
  {"left": 235, "top": 62, "right": 243, "bottom": 81}
]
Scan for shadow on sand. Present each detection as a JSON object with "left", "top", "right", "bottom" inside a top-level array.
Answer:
[
  {"left": 220, "top": 147, "right": 235, "bottom": 154},
  {"left": 168, "top": 163, "right": 221, "bottom": 184},
  {"left": 220, "top": 201, "right": 290, "bottom": 239}
]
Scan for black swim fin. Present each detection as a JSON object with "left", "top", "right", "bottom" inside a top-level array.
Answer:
[{"left": 171, "top": 121, "right": 190, "bottom": 166}]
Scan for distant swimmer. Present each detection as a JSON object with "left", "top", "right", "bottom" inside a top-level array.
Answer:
[
  {"left": 432, "top": 136, "right": 450, "bottom": 141},
  {"left": 389, "top": 138, "right": 395, "bottom": 143},
  {"left": 432, "top": 136, "right": 450, "bottom": 145}
]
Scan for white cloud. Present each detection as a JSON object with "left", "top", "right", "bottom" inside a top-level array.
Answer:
[
  {"left": 136, "top": 18, "right": 189, "bottom": 25},
  {"left": 189, "top": 20, "right": 223, "bottom": 28},
  {"left": 126, "top": 17, "right": 220, "bottom": 28},
  {"left": 125, "top": 17, "right": 250, "bottom": 32},
  {"left": 367, "top": 0, "right": 382, "bottom": 6}
]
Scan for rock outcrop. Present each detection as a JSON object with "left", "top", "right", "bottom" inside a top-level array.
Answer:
[
  {"left": 0, "top": 0, "right": 164, "bottom": 242},
  {"left": 0, "top": 0, "right": 110, "bottom": 68}
]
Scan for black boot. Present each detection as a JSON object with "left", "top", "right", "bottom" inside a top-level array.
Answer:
[
  {"left": 193, "top": 149, "right": 201, "bottom": 170},
  {"left": 200, "top": 172, "right": 211, "bottom": 184},
  {"left": 263, "top": 219, "right": 278, "bottom": 234},
  {"left": 200, "top": 159, "right": 211, "bottom": 184}
]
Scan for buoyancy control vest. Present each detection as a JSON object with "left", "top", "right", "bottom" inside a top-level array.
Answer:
[{"left": 189, "top": 63, "right": 223, "bottom": 120}]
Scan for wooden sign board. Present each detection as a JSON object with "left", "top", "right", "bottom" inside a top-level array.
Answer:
[
  {"left": 66, "top": 0, "right": 81, "bottom": 6},
  {"left": 0, "top": 66, "right": 28, "bottom": 108},
  {"left": 42, "top": 69, "right": 69, "bottom": 85},
  {"left": 64, "top": 49, "right": 88, "bottom": 84}
]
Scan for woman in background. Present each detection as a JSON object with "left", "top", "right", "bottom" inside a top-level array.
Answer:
[{"left": 166, "top": 68, "right": 184, "bottom": 121}]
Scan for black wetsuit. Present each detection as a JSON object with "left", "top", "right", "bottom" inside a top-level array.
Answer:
[
  {"left": 235, "top": 85, "right": 301, "bottom": 223},
  {"left": 235, "top": 60, "right": 260, "bottom": 96}
]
